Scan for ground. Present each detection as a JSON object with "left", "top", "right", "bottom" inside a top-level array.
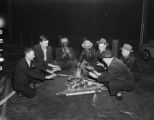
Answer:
[{"left": 1, "top": 46, "right": 154, "bottom": 120}]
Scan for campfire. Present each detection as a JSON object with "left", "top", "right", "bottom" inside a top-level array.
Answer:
[
  {"left": 56, "top": 61, "right": 107, "bottom": 96},
  {"left": 66, "top": 63, "right": 89, "bottom": 89}
]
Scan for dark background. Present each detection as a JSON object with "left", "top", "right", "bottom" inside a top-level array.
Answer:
[{"left": 0, "top": 0, "right": 154, "bottom": 50}]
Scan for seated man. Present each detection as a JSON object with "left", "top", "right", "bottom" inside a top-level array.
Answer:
[
  {"left": 120, "top": 43, "right": 139, "bottom": 81},
  {"left": 88, "top": 50, "right": 135, "bottom": 100},
  {"left": 78, "top": 40, "right": 97, "bottom": 77},
  {"left": 33, "top": 35, "right": 61, "bottom": 75},
  {"left": 95, "top": 38, "right": 109, "bottom": 72},
  {"left": 79, "top": 40, "right": 96, "bottom": 66},
  {"left": 55, "top": 38, "right": 77, "bottom": 70},
  {"left": 12, "top": 48, "right": 57, "bottom": 98}
]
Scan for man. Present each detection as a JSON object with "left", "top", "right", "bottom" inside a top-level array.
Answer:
[
  {"left": 79, "top": 40, "right": 96, "bottom": 65},
  {"left": 12, "top": 48, "right": 57, "bottom": 98},
  {"left": 78, "top": 40, "right": 96, "bottom": 77},
  {"left": 55, "top": 37, "right": 77, "bottom": 69},
  {"left": 88, "top": 50, "right": 135, "bottom": 100},
  {"left": 95, "top": 38, "right": 109, "bottom": 72},
  {"left": 33, "top": 35, "right": 61, "bottom": 74},
  {"left": 120, "top": 43, "right": 139, "bottom": 81}
]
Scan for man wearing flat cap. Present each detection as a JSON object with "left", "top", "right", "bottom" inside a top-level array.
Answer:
[
  {"left": 55, "top": 37, "right": 77, "bottom": 70},
  {"left": 120, "top": 43, "right": 139, "bottom": 81},
  {"left": 88, "top": 50, "right": 135, "bottom": 101}
]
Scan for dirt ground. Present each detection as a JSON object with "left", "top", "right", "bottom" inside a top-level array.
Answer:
[{"left": 1, "top": 47, "right": 154, "bottom": 120}]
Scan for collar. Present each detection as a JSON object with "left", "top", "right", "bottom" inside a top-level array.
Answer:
[
  {"left": 107, "top": 57, "right": 113, "bottom": 66},
  {"left": 41, "top": 45, "right": 47, "bottom": 51},
  {"left": 25, "top": 57, "right": 31, "bottom": 67}
]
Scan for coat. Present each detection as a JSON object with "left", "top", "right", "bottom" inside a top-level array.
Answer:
[
  {"left": 33, "top": 44, "right": 53, "bottom": 64},
  {"left": 95, "top": 50, "right": 108, "bottom": 72},
  {"left": 98, "top": 57, "right": 135, "bottom": 96},
  {"left": 13, "top": 58, "right": 45, "bottom": 92},
  {"left": 120, "top": 54, "right": 138, "bottom": 72},
  {"left": 55, "top": 47, "right": 76, "bottom": 62},
  {"left": 79, "top": 48, "right": 96, "bottom": 65},
  {"left": 33, "top": 44, "right": 54, "bottom": 71},
  {"left": 55, "top": 47, "right": 77, "bottom": 69},
  {"left": 120, "top": 54, "right": 140, "bottom": 81}
]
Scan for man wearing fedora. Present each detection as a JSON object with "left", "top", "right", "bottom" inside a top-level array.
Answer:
[
  {"left": 78, "top": 40, "right": 96, "bottom": 77},
  {"left": 120, "top": 43, "right": 139, "bottom": 81},
  {"left": 79, "top": 40, "right": 96, "bottom": 65},
  {"left": 88, "top": 50, "right": 135, "bottom": 101},
  {"left": 95, "top": 38, "right": 109, "bottom": 72},
  {"left": 55, "top": 37, "right": 77, "bottom": 70}
]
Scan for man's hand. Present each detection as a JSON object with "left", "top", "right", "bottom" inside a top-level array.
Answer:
[
  {"left": 93, "top": 70, "right": 101, "bottom": 76},
  {"left": 96, "top": 62, "right": 105, "bottom": 67},
  {"left": 89, "top": 72, "right": 99, "bottom": 79},
  {"left": 46, "top": 67, "right": 61, "bottom": 74},
  {"left": 48, "top": 63, "right": 60, "bottom": 68},
  {"left": 45, "top": 73, "right": 57, "bottom": 79},
  {"left": 46, "top": 69, "right": 54, "bottom": 74},
  {"left": 86, "top": 65, "right": 94, "bottom": 71},
  {"left": 52, "top": 67, "right": 61, "bottom": 72}
]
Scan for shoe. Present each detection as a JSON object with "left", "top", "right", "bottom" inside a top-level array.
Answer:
[
  {"left": 115, "top": 92, "right": 123, "bottom": 101},
  {"left": 34, "top": 83, "right": 41, "bottom": 88}
]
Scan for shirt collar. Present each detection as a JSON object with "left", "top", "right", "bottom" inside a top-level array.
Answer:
[{"left": 25, "top": 57, "right": 31, "bottom": 67}]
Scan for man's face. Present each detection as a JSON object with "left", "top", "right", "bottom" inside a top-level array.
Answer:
[
  {"left": 62, "top": 42, "right": 68, "bottom": 47},
  {"left": 121, "top": 49, "right": 130, "bottom": 57},
  {"left": 98, "top": 43, "right": 107, "bottom": 52},
  {"left": 27, "top": 50, "right": 35, "bottom": 61},
  {"left": 40, "top": 39, "right": 49, "bottom": 48}
]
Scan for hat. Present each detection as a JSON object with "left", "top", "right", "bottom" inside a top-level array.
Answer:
[
  {"left": 121, "top": 44, "right": 133, "bottom": 52},
  {"left": 96, "top": 38, "right": 108, "bottom": 46},
  {"left": 61, "top": 38, "right": 69, "bottom": 43},
  {"left": 40, "top": 35, "right": 48, "bottom": 41},
  {"left": 82, "top": 40, "right": 93, "bottom": 49},
  {"left": 103, "top": 50, "right": 113, "bottom": 58}
]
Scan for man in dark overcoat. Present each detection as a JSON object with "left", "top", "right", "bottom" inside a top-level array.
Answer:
[
  {"left": 89, "top": 50, "right": 135, "bottom": 99},
  {"left": 13, "top": 48, "right": 57, "bottom": 98}
]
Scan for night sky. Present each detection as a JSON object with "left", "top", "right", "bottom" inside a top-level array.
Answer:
[{"left": 1, "top": 0, "right": 154, "bottom": 48}]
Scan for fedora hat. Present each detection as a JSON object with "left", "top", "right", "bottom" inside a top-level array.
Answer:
[
  {"left": 103, "top": 50, "right": 113, "bottom": 58},
  {"left": 82, "top": 40, "right": 93, "bottom": 49},
  {"left": 96, "top": 38, "right": 108, "bottom": 46},
  {"left": 121, "top": 44, "right": 133, "bottom": 52}
]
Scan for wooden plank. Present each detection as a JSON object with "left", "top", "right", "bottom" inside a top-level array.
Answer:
[{"left": 0, "top": 91, "right": 16, "bottom": 106}]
